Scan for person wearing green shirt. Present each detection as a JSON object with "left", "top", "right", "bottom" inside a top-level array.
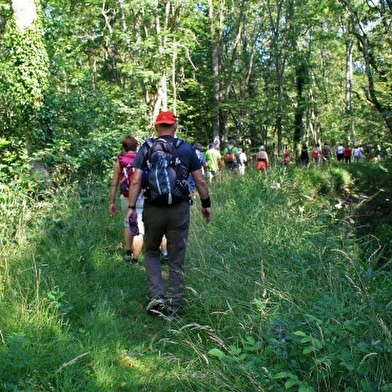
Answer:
[
  {"left": 222, "top": 139, "right": 239, "bottom": 171},
  {"left": 205, "top": 142, "right": 222, "bottom": 183}
]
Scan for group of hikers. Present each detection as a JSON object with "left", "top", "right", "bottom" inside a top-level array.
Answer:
[
  {"left": 108, "top": 115, "right": 279, "bottom": 320},
  {"left": 299, "top": 142, "right": 388, "bottom": 168},
  {"left": 109, "top": 112, "right": 389, "bottom": 320},
  {"left": 195, "top": 139, "right": 271, "bottom": 180}
]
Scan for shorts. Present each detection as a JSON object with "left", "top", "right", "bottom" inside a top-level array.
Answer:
[
  {"left": 120, "top": 194, "right": 145, "bottom": 235},
  {"left": 257, "top": 161, "right": 267, "bottom": 170}
]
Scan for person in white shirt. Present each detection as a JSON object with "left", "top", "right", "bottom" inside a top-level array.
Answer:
[{"left": 237, "top": 148, "right": 247, "bottom": 175}]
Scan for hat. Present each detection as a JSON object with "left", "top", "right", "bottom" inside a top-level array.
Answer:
[
  {"left": 259, "top": 145, "right": 265, "bottom": 150},
  {"left": 209, "top": 142, "right": 215, "bottom": 148},
  {"left": 155, "top": 111, "right": 177, "bottom": 125},
  {"left": 193, "top": 142, "right": 202, "bottom": 150}
]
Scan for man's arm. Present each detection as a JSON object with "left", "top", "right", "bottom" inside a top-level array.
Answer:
[{"left": 192, "top": 169, "right": 212, "bottom": 223}]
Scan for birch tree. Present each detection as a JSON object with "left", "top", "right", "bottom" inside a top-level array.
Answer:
[{"left": 4, "top": 0, "right": 49, "bottom": 151}]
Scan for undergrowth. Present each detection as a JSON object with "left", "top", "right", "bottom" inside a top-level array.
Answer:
[{"left": 0, "top": 162, "right": 391, "bottom": 391}]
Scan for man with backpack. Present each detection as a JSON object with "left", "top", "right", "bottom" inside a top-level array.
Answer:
[
  {"left": 109, "top": 135, "right": 144, "bottom": 266},
  {"left": 222, "top": 139, "right": 239, "bottom": 171},
  {"left": 126, "top": 111, "right": 212, "bottom": 319}
]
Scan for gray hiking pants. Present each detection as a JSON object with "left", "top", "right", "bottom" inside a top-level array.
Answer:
[{"left": 143, "top": 201, "right": 190, "bottom": 306}]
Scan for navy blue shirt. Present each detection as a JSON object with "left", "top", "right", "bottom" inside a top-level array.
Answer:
[{"left": 133, "top": 135, "right": 201, "bottom": 175}]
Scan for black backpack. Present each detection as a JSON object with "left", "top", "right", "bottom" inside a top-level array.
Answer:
[{"left": 144, "top": 137, "right": 190, "bottom": 205}]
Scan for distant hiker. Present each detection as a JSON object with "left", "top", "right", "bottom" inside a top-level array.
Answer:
[
  {"left": 380, "top": 145, "right": 388, "bottom": 160},
  {"left": 322, "top": 143, "right": 331, "bottom": 164},
  {"left": 256, "top": 145, "right": 269, "bottom": 173},
  {"left": 189, "top": 142, "right": 207, "bottom": 197},
  {"left": 282, "top": 146, "right": 290, "bottom": 172},
  {"left": 300, "top": 144, "right": 309, "bottom": 168},
  {"left": 237, "top": 148, "right": 247, "bottom": 175},
  {"left": 366, "top": 144, "right": 375, "bottom": 161},
  {"left": 223, "top": 139, "right": 239, "bottom": 171},
  {"left": 109, "top": 135, "right": 144, "bottom": 266},
  {"left": 336, "top": 143, "right": 345, "bottom": 162},
  {"left": 205, "top": 142, "right": 222, "bottom": 183},
  {"left": 126, "top": 111, "right": 212, "bottom": 319},
  {"left": 312, "top": 143, "right": 322, "bottom": 166},
  {"left": 282, "top": 146, "right": 290, "bottom": 165},
  {"left": 344, "top": 145, "right": 352, "bottom": 163},
  {"left": 353, "top": 145, "right": 364, "bottom": 163}
]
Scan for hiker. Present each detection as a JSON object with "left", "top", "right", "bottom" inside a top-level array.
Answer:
[
  {"left": 336, "top": 143, "right": 345, "bottom": 162},
  {"left": 282, "top": 146, "right": 290, "bottom": 165},
  {"left": 109, "top": 135, "right": 144, "bottom": 266},
  {"left": 344, "top": 145, "right": 352, "bottom": 163},
  {"left": 282, "top": 146, "right": 290, "bottom": 172},
  {"left": 189, "top": 142, "right": 207, "bottom": 197},
  {"left": 322, "top": 143, "right": 331, "bottom": 164},
  {"left": 380, "top": 145, "right": 388, "bottom": 160},
  {"left": 256, "top": 145, "right": 269, "bottom": 173},
  {"left": 205, "top": 142, "right": 222, "bottom": 183},
  {"left": 222, "top": 139, "right": 239, "bottom": 171},
  {"left": 353, "top": 145, "right": 364, "bottom": 163},
  {"left": 312, "top": 143, "right": 322, "bottom": 166},
  {"left": 237, "top": 148, "right": 247, "bottom": 175},
  {"left": 300, "top": 144, "right": 309, "bottom": 168},
  {"left": 366, "top": 144, "right": 375, "bottom": 161},
  {"left": 126, "top": 111, "right": 212, "bottom": 318}
]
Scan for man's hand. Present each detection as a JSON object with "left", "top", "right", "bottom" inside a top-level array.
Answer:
[
  {"left": 126, "top": 208, "right": 137, "bottom": 222},
  {"left": 201, "top": 207, "right": 212, "bottom": 223}
]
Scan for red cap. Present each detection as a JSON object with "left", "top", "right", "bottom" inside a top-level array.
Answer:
[{"left": 155, "top": 111, "right": 177, "bottom": 125}]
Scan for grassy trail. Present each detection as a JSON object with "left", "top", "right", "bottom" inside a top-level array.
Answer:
[{"left": 0, "top": 162, "right": 391, "bottom": 390}]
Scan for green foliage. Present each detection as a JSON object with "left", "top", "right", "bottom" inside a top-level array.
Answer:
[
  {"left": 291, "top": 164, "right": 353, "bottom": 200},
  {"left": 1, "top": 163, "right": 391, "bottom": 390},
  {"left": 1, "top": 0, "right": 392, "bottom": 387}
]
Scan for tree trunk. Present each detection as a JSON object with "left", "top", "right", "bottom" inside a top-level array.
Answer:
[
  {"left": 209, "top": 0, "right": 221, "bottom": 145},
  {"left": 345, "top": 36, "right": 354, "bottom": 144},
  {"left": 294, "top": 62, "right": 307, "bottom": 160},
  {"left": 11, "top": 0, "right": 49, "bottom": 154},
  {"left": 339, "top": 0, "right": 392, "bottom": 136},
  {"left": 11, "top": 0, "right": 37, "bottom": 32}
]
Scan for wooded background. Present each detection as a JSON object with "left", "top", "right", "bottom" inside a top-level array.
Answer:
[{"left": 1, "top": 0, "right": 391, "bottom": 184}]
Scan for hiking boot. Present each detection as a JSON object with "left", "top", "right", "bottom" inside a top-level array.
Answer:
[
  {"left": 124, "top": 252, "right": 133, "bottom": 262},
  {"left": 165, "top": 298, "right": 183, "bottom": 320},
  {"left": 146, "top": 295, "right": 165, "bottom": 313},
  {"left": 129, "top": 258, "right": 139, "bottom": 267},
  {"left": 166, "top": 304, "right": 183, "bottom": 320}
]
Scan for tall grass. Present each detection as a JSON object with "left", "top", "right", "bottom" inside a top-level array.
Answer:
[{"left": 0, "top": 163, "right": 391, "bottom": 390}]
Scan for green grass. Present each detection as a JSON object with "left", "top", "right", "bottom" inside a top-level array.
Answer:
[{"left": 0, "top": 162, "right": 391, "bottom": 390}]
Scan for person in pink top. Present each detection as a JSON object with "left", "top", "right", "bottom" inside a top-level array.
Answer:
[
  {"left": 256, "top": 145, "right": 269, "bottom": 173},
  {"left": 109, "top": 135, "right": 144, "bottom": 265}
]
